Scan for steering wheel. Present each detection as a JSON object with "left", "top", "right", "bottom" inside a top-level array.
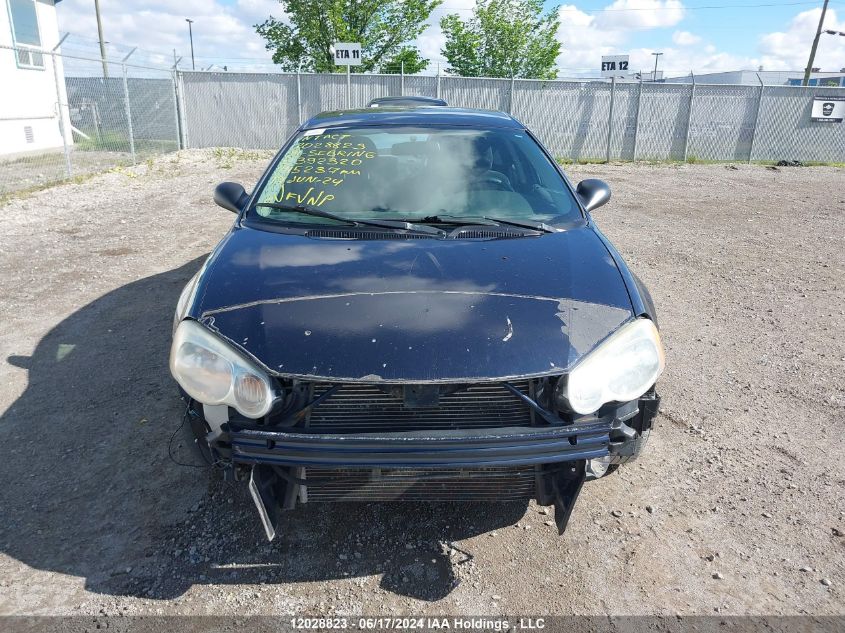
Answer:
[{"left": 470, "top": 173, "right": 514, "bottom": 192}]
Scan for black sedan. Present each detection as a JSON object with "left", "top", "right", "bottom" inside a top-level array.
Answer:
[{"left": 170, "top": 105, "right": 664, "bottom": 540}]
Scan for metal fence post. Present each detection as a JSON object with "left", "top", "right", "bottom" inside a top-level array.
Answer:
[
  {"left": 171, "top": 49, "right": 184, "bottom": 148},
  {"left": 346, "top": 65, "right": 351, "bottom": 109},
  {"left": 121, "top": 63, "right": 136, "bottom": 164},
  {"left": 606, "top": 76, "right": 616, "bottom": 162},
  {"left": 436, "top": 65, "right": 441, "bottom": 100},
  {"left": 297, "top": 64, "right": 303, "bottom": 124},
  {"left": 50, "top": 49, "right": 72, "bottom": 177},
  {"left": 632, "top": 76, "right": 643, "bottom": 161},
  {"left": 400, "top": 61, "right": 405, "bottom": 95},
  {"left": 171, "top": 70, "right": 183, "bottom": 150},
  {"left": 509, "top": 73, "right": 515, "bottom": 115},
  {"left": 176, "top": 71, "right": 189, "bottom": 149},
  {"left": 748, "top": 74, "right": 765, "bottom": 163},
  {"left": 683, "top": 72, "right": 696, "bottom": 162}
]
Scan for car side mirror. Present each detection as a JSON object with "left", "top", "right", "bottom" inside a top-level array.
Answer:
[
  {"left": 214, "top": 182, "right": 249, "bottom": 213},
  {"left": 576, "top": 179, "right": 611, "bottom": 212}
]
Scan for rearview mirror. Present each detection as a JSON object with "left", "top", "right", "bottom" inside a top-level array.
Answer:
[
  {"left": 214, "top": 182, "right": 249, "bottom": 213},
  {"left": 576, "top": 179, "right": 611, "bottom": 212}
]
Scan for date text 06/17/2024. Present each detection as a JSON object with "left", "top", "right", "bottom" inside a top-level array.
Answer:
[{"left": 289, "top": 617, "right": 547, "bottom": 631}]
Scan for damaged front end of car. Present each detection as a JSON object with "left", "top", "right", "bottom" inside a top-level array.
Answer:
[
  {"left": 169, "top": 221, "right": 665, "bottom": 541},
  {"left": 172, "top": 317, "right": 662, "bottom": 541}
]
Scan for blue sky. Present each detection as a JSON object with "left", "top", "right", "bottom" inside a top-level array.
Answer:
[
  {"left": 573, "top": 0, "right": 843, "bottom": 74},
  {"left": 55, "top": 0, "right": 845, "bottom": 77}
]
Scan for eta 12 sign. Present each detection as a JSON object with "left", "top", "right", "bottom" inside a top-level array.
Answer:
[
  {"left": 333, "top": 42, "right": 362, "bottom": 66},
  {"left": 601, "top": 55, "right": 629, "bottom": 78}
]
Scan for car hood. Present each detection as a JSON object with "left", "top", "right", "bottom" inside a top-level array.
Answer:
[{"left": 188, "top": 225, "right": 634, "bottom": 382}]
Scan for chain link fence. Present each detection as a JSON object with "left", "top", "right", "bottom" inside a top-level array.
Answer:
[
  {"left": 0, "top": 44, "right": 179, "bottom": 196},
  {"left": 174, "top": 70, "right": 845, "bottom": 164},
  {"left": 3, "top": 43, "right": 845, "bottom": 197}
]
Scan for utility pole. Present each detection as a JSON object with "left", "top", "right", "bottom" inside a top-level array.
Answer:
[
  {"left": 186, "top": 18, "right": 195, "bottom": 70},
  {"left": 651, "top": 52, "right": 663, "bottom": 82},
  {"left": 94, "top": 0, "right": 108, "bottom": 78},
  {"left": 803, "top": 0, "right": 829, "bottom": 86}
]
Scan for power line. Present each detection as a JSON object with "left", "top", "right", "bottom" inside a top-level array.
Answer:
[
  {"left": 433, "top": 1, "right": 842, "bottom": 13},
  {"left": 564, "top": 0, "right": 837, "bottom": 10}
]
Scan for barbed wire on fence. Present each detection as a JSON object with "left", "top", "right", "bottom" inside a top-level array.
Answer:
[{"left": 2, "top": 42, "right": 845, "bottom": 197}]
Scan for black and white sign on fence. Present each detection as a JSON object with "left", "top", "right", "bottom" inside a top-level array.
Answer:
[
  {"left": 601, "top": 55, "right": 629, "bottom": 78},
  {"left": 811, "top": 96, "right": 845, "bottom": 122},
  {"left": 333, "top": 42, "right": 362, "bottom": 66}
]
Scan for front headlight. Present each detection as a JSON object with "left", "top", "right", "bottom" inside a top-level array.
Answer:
[
  {"left": 170, "top": 320, "right": 275, "bottom": 418},
  {"left": 558, "top": 318, "right": 665, "bottom": 415}
]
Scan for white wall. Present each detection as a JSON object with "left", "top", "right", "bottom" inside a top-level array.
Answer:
[{"left": 0, "top": 0, "right": 72, "bottom": 157}]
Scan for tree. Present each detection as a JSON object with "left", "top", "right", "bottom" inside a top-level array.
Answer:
[
  {"left": 440, "top": 0, "right": 561, "bottom": 79},
  {"left": 255, "top": 0, "right": 441, "bottom": 73},
  {"left": 379, "top": 47, "right": 430, "bottom": 74}
]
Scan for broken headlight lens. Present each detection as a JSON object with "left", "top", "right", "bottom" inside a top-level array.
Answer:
[
  {"left": 559, "top": 318, "right": 664, "bottom": 415},
  {"left": 170, "top": 320, "right": 275, "bottom": 418}
]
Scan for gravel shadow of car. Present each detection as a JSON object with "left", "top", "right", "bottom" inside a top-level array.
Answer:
[{"left": 0, "top": 258, "right": 527, "bottom": 602}]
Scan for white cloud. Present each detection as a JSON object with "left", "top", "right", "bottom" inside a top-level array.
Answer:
[
  {"left": 555, "top": 1, "right": 757, "bottom": 78},
  {"left": 236, "top": 0, "right": 282, "bottom": 25},
  {"left": 627, "top": 47, "right": 755, "bottom": 77},
  {"left": 52, "top": 0, "right": 845, "bottom": 79},
  {"left": 417, "top": 0, "right": 478, "bottom": 67},
  {"left": 594, "top": 0, "right": 685, "bottom": 31},
  {"left": 56, "top": 0, "right": 273, "bottom": 67},
  {"left": 759, "top": 8, "right": 845, "bottom": 71},
  {"left": 672, "top": 30, "right": 701, "bottom": 46},
  {"left": 556, "top": 4, "right": 626, "bottom": 72}
]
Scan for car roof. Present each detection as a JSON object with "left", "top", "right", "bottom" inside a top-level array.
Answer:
[
  {"left": 301, "top": 106, "right": 524, "bottom": 131},
  {"left": 368, "top": 96, "right": 448, "bottom": 107}
]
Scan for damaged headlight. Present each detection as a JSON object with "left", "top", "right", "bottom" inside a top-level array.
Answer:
[
  {"left": 557, "top": 318, "right": 665, "bottom": 415},
  {"left": 170, "top": 320, "right": 276, "bottom": 418}
]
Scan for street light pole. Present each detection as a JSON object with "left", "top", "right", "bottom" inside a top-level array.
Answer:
[
  {"left": 651, "top": 52, "right": 663, "bottom": 81},
  {"left": 803, "top": 0, "right": 829, "bottom": 86},
  {"left": 186, "top": 18, "right": 195, "bottom": 70},
  {"left": 94, "top": 0, "right": 108, "bottom": 78}
]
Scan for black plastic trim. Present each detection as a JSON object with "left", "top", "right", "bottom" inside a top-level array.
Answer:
[{"left": 228, "top": 423, "right": 611, "bottom": 468}]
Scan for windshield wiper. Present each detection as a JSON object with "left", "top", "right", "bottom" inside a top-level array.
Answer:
[
  {"left": 254, "top": 203, "right": 445, "bottom": 236},
  {"left": 388, "top": 213, "right": 553, "bottom": 234},
  {"left": 482, "top": 216, "right": 555, "bottom": 233},
  {"left": 414, "top": 214, "right": 500, "bottom": 226}
]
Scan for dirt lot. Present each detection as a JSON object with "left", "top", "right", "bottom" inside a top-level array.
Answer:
[{"left": 0, "top": 151, "right": 843, "bottom": 617}]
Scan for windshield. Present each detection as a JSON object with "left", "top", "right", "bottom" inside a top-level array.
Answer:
[{"left": 251, "top": 126, "right": 581, "bottom": 226}]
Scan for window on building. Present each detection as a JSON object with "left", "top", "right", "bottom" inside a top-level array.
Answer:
[{"left": 9, "top": 0, "right": 45, "bottom": 69}]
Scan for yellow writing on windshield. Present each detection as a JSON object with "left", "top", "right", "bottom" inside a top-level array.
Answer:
[
  {"left": 283, "top": 187, "right": 335, "bottom": 207},
  {"left": 272, "top": 132, "right": 378, "bottom": 208}
]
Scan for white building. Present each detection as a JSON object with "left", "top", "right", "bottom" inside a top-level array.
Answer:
[
  {"left": 0, "top": 0, "right": 72, "bottom": 157},
  {"left": 664, "top": 70, "right": 845, "bottom": 86}
]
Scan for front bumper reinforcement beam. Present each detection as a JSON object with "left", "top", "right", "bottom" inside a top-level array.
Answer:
[{"left": 229, "top": 422, "right": 612, "bottom": 469}]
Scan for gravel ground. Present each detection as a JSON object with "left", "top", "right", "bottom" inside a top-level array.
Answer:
[
  {"left": 0, "top": 151, "right": 843, "bottom": 617},
  {"left": 0, "top": 149, "right": 140, "bottom": 197}
]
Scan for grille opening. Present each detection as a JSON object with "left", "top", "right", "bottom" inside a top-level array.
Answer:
[
  {"left": 303, "top": 466, "right": 535, "bottom": 502},
  {"left": 306, "top": 380, "right": 533, "bottom": 432},
  {"left": 24, "top": 126, "right": 34, "bottom": 144}
]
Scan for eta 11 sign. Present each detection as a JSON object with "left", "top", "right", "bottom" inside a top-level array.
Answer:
[
  {"left": 601, "top": 55, "right": 629, "bottom": 78},
  {"left": 811, "top": 96, "right": 845, "bottom": 122},
  {"left": 333, "top": 42, "right": 362, "bottom": 66}
]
